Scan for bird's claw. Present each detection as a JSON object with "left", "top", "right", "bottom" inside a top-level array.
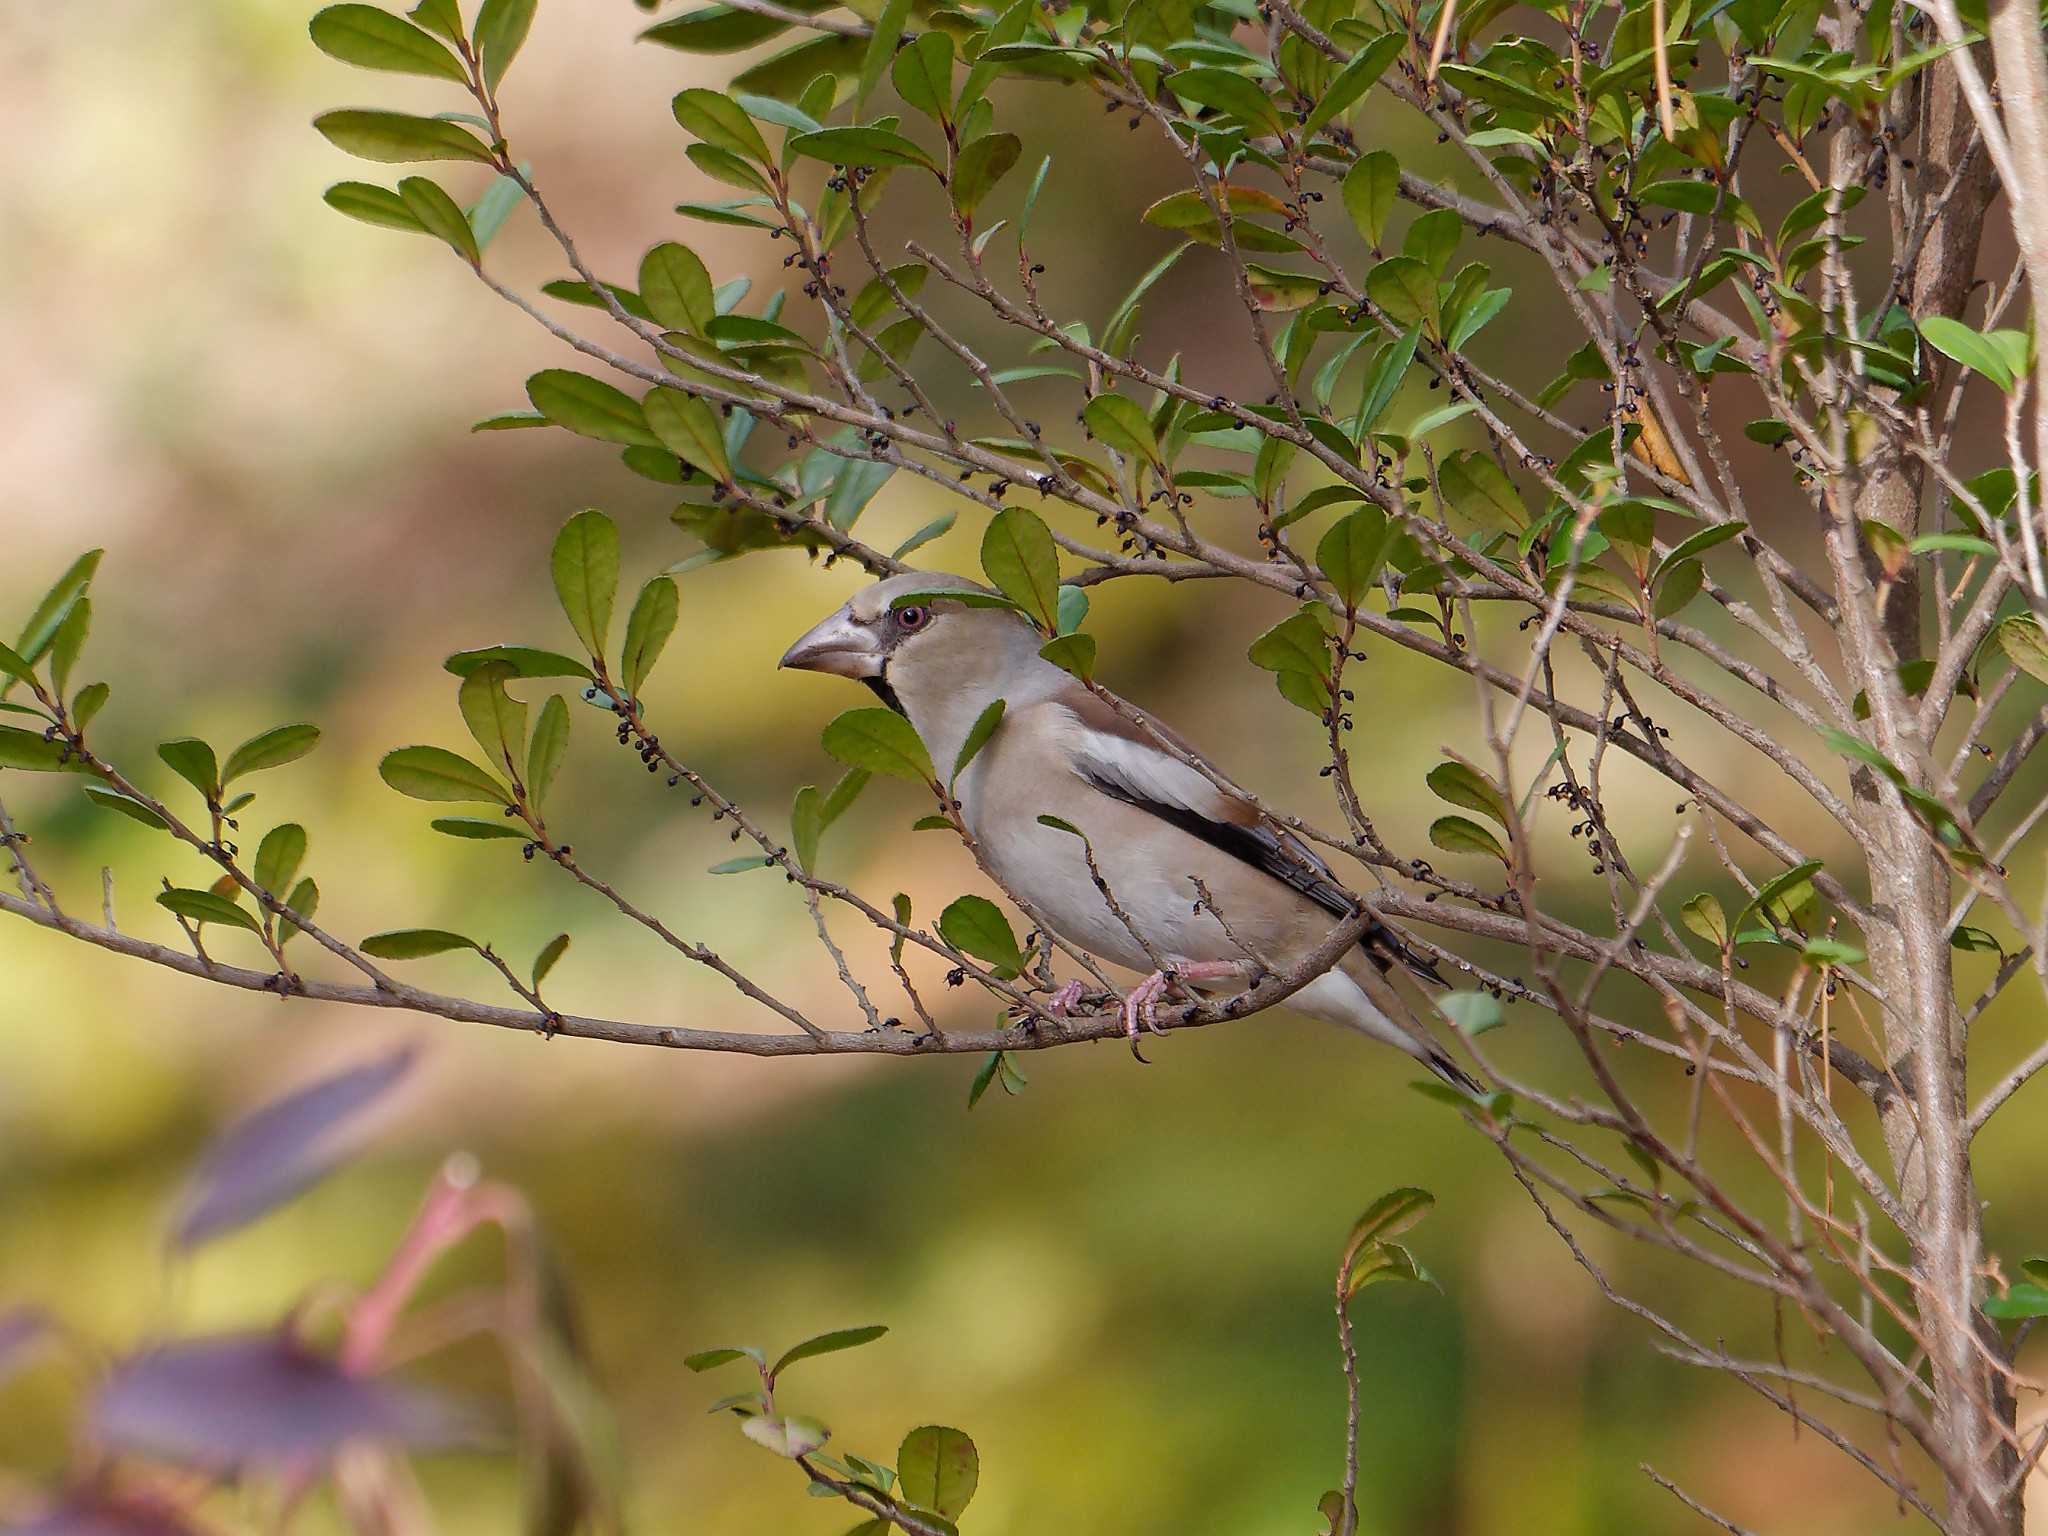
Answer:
[
  {"left": 1047, "top": 978, "right": 1088, "bottom": 1016},
  {"left": 1121, "top": 971, "right": 1176, "bottom": 1061}
]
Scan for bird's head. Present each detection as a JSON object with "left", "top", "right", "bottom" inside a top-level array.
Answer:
[{"left": 779, "top": 571, "right": 1041, "bottom": 717}]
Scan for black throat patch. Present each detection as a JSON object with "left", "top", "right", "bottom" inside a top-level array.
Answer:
[{"left": 862, "top": 670, "right": 907, "bottom": 716}]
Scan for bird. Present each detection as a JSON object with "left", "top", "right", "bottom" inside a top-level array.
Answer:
[{"left": 780, "top": 570, "right": 1473, "bottom": 1087}]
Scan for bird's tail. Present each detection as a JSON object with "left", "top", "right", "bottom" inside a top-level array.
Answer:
[
  {"left": 1421, "top": 1048, "right": 1483, "bottom": 1095},
  {"left": 1361, "top": 913, "right": 1446, "bottom": 987}
]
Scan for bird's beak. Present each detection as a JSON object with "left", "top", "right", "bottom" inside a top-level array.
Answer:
[{"left": 779, "top": 608, "right": 883, "bottom": 678}]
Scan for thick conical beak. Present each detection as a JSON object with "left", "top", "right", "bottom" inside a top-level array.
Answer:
[{"left": 779, "top": 608, "right": 882, "bottom": 678}]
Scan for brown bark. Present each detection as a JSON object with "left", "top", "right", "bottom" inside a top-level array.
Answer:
[{"left": 1848, "top": 59, "right": 2014, "bottom": 1535}]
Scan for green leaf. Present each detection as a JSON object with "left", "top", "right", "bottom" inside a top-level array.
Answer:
[
  {"left": 1247, "top": 606, "right": 1331, "bottom": 715},
  {"left": 1658, "top": 522, "right": 1747, "bottom": 572},
  {"left": 643, "top": 0, "right": 820, "bottom": 52},
  {"left": 532, "top": 931, "right": 571, "bottom": 987},
  {"left": 1680, "top": 892, "right": 1728, "bottom": 948},
  {"left": 952, "top": 132, "right": 1021, "bottom": 217},
  {"left": 1920, "top": 315, "right": 2017, "bottom": 392},
  {"left": 822, "top": 707, "right": 933, "bottom": 782},
  {"left": 398, "top": 174, "right": 482, "bottom": 259},
  {"left": 158, "top": 738, "right": 221, "bottom": 800},
  {"left": 789, "top": 125, "right": 935, "bottom": 173},
  {"left": 1801, "top": 937, "right": 1865, "bottom": 966},
  {"left": 223, "top": 723, "right": 322, "bottom": 784},
  {"left": 71, "top": 681, "right": 110, "bottom": 731},
  {"left": 894, "top": 514, "right": 956, "bottom": 559},
  {"left": 527, "top": 370, "right": 660, "bottom": 448},
  {"left": 858, "top": 0, "right": 914, "bottom": 108},
  {"left": 432, "top": 815, "right": 530, "bottom": 840},
  {"left": 1354, "top": 324, "right": 1420, "bottom": 433},
  {"left": 684, "top": 1345, "right": 765, "bottom": 1372},
  {"left": 1342, "top": 150, "right": 1398, "bottom": 248},
  {"left": 473, "top": 0, "right": 537, "bottom": 93},
  {"left": 741, "top": 1413, "right": 830, "bottom": 1458},
  {"left": 1952, "top": 924, "right": 2002, "bottom": 955},
  {"left": 938, "top": 895, "right": 1023, "bottom": 977},
  {"left": 1997, "top": 616, "right": 2048, "bottom": 684},
  {"left": 1983, "top": 1283, "right": 2048, "bottom": 1320},
  {"left": 1345, "top": 1186, "right": 1434, "bottom": 1248},
  {"left": 16, "top": 549, "right": 103, "bottom": 669},
  {"left": 1039, "top": 633, "right": 1097, "bottom": 679},
  {"left": 467, "top": 167, "right": 524, "bottom": 247},
  {"left": 1081, "top": 394, "right": 1161, "bottom": 466},
  {"left": 1438, "top": 991, "right": 1503, "bottom": 1035},
  {"left": 309, "top": 5, "right": 466, "bottom": 79},
  {"left": 621, "top": 578, "right": 680, "bottom": 698},
  {"left": 708, "top": 854, "right": 774, "bottom": 872},
  {"left": 792, "top": 766, "right": 869, "bottom": 870},
  {"left": 445, "top": 645, "right": 596, "bottom": 682},
  {"left": 1055, "top": 585, "right": 1088, "bottom": 636},
  {"left": 1103, "top": 241, "right": 1189, "bottom": 356},
  {"left": 1316, "top": 508, "right": 1390, "bottom": 609},
  {"left": 1166, "top": 67, "right": 1284, "bottom": 134},
  {"left": 254, "top": 823, "right": 308, "bottom": 896},
  {"left": 1303, "top": 31, "right": 1403, "bottom": 136},
  {"left": 672, "top": 87, "right": 773, "bottom": 164},
  {"left": 49, "top": 597, "right": 88, "bottom": 697},
  {"left": 543, "top": 277, "right": 656, "bottom": 322},
  {"left": 1429, "top": 815, "right": 1507, "bottom": 862},
  {"left": 1438, "top": 62, "right": 1560, "bottom": 117},
  {"left": 552, "top": 509, "right": 621, "bottom": 659},
  {"left": 891, "top": 31, "right": 955, "bottom": 122},
  {"left": 472, "top": 409, "right": 549, "bottom": 431},
  {"left": 361, "top": 927, "right": 481, "bottom": 959},
  {"left": 526, "top": 695, "right": 570, "bottom": 810},
  {"left": 1366, "top": 255, "right": 1438, "bottom": 331},
  {"left": 644, "top": 387, "right": 734, "bottom": 482},
  {"left": 82, "top": 785, "right": 168, "bottom": 829},
  {"left": 1403, "top": 208, "right": 1461, "bottom": 277},
  {"left": 1437, "top": 451, "right": 1525, "bottom": 531},
  {"left": 278, "top": 878, "right": 320, "bottom": 945},
  {"left": 460, "top": 663, "right": 527, "bottom": 781},
  {"left": 1425, "top": 762, "right": 1508, "bottom": 827},
  {"left": 1245, "top": 265, "right": 1321, "bottom": 312},
  {"left": 896, "top": 1426, "right": 979, "bottom": 1520},
  {"left": 639, "top": 241, "right": 716, "bottom": 334},
  {"left": 0, "top": 727, "right": 81, "bottom": 772},
  {"left": 980, "top": 507, "right": 1062, "bottom": 631},
  {"left": 952, "top": 698, "right": 1006, "bottom": 785},
  {"left": 314, "top": 109, "right": 495, "bottom": 165},
  {"left": 771, "top": 1325, "right": 888, "bottom": 1377},
  {"left": 1652, "top": 557, "right": 1704, "bottom": 618},
  {"left": 1740, "top": 858, "right": 1824, "bottom": 931},
  {"left": 380, "top": 744, "right": 512, "bottom": 804},
  {"left": 157, "top": 888, "right": 263, "bottom": 936}
]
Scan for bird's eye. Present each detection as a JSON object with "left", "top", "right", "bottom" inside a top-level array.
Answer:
[{"left": 895, "top": 605, "right": 929, "bottom": 631}]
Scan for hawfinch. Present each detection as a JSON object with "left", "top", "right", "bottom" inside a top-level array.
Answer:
[{"left": 782, "top": 572, "right": 1469, "bottom": 1084}]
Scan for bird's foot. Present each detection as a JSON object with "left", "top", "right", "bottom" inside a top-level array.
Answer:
[
  {"left": 1045, "top": 978, "right": 1089, "bottom": 1016},
  {"left": 1121, "top": 972, "right": 1174, "bottom": 1060},
  {"left": 1121, "top": 962, "right": 1249, "bottom": 1061}
]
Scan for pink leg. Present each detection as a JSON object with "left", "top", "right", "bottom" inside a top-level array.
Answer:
[
  {"left": 1045, "top": 979, "right": 1087, "bottom": 1016},
  {"left": 1121, "top": 961, "right": 1247, "bottom": 1057}
]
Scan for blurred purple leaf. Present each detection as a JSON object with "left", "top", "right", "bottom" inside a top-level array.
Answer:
[
  {"left": 173, "top": 1048, "right": 417, "bottom": 1248},
  {"left": 0, "top": 1306, "right": 52, "bottom": 1391},
  {"left": 94, "top": 1332, "right": 485, "bottom": 1468},
  {"left": 9, "top": 1494, "right": 210, "bottom": 1536}
]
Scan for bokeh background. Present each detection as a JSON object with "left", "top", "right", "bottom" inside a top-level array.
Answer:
[{"left": 5, "top": 3, "right": 2048, "bottom": 1532}]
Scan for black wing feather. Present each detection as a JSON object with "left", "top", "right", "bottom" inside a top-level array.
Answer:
[{"left": 1075, "top": 758, "right": 1444, "bottom": 985}]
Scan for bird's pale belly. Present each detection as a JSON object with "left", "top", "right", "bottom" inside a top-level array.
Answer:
[{"left": 966, "top": 800, "right": 1254, "bottom": 975}]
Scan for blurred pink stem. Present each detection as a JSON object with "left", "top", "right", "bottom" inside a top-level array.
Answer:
[{"left": 341, "top": 1158, "right": 522, "bottom": 1375}]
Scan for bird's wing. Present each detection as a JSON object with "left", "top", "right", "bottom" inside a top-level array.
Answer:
[{"left": 1055, "top": 691, "right": 1443, "bottom": 983}]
